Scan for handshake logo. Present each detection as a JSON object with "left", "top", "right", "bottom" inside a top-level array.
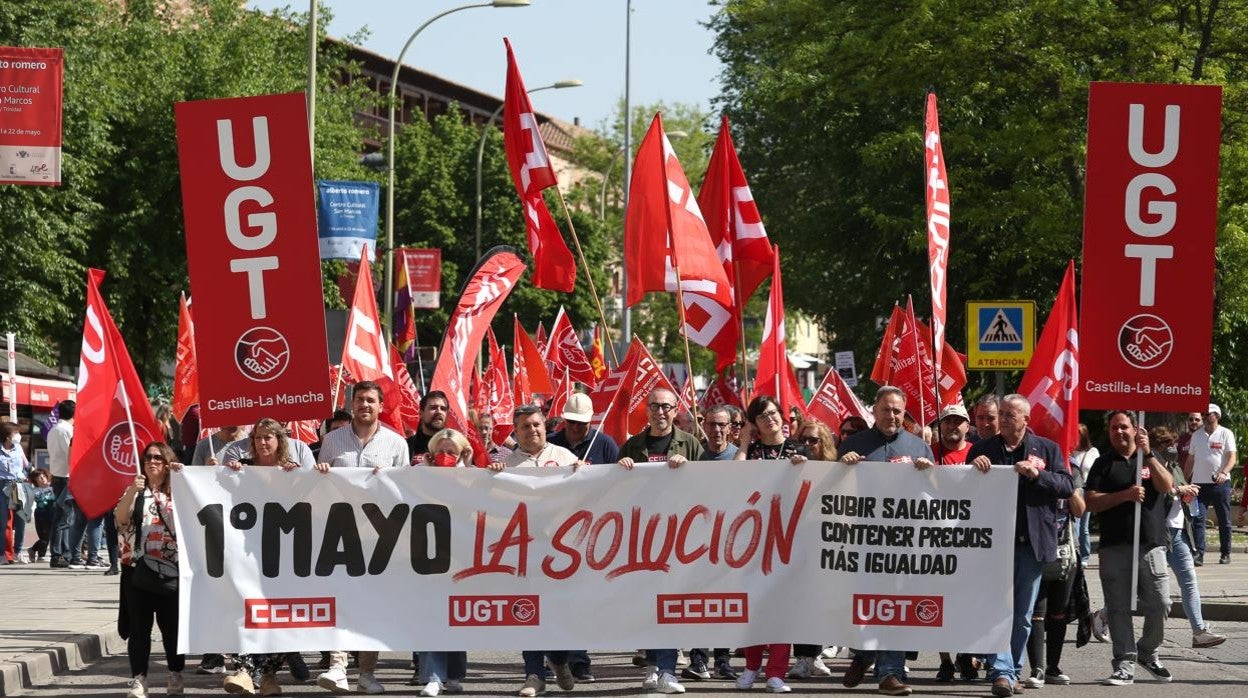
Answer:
[
  {"left": 235, "top": 327, "right": 291, "bottom": 382},
  {"left": 1117, "top": 314, "right": 1173, "bottom": 370}
]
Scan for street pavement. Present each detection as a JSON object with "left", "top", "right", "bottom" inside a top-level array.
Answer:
[{"left": 4, "top": 535, "right": 1248, "bottom": 695}]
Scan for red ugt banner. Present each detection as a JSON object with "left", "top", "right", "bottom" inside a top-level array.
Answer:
[
  {"left": 1080, "top": 83, "right": 1221, "bottom": 412},
  {"left": 175, "top": 93, "right": 331, "bottom": 427},
  {"left": 0, "top": 47, "right": 63, "bottom": 185}
]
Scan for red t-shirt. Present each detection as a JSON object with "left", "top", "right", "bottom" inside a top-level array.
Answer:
[{"left": 933, "top": 442, "right": 972, "bottom": 465}]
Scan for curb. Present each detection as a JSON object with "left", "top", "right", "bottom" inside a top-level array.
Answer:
[
  {"left": 1173, "top": 601, "right": 1248, "bottom": 624},
  {"left": 0, "top": 621, "right": 123, "bottom": 697}
]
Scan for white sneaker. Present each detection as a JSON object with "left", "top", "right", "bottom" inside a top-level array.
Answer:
[
  {"left": 788, "top": 658, "right": 811, "bottom": 679},
  {"left": 357, "top": 672, "right": 385, "bottom": 694},
  {"left": 1023, "top": 668, "right": 1045, "bottom": 688},
  {"left": 127, "top": 674, "right": 149, "bottom": 698},
  {"left": 167, "top": 670, "right": 184, "bottom": 696},
  {"left": 318, "top": 666, "right": 351, "bottom": 693},
  {"left": 765, "top": 677, "right": 791, "bottom": 693},
  {"left": 519, "top": 674, "right": 546, "bottom": 697},
  {"left": 737, "top": 668, "right": 758, "bottom": 690},
  {"left": 810, "top": 656, "right": 833, "bottom": 677},
  {"left": 419, "top": 680, "right": 441, "bottom": 697},
  {"left": 676, "top": 651, "right": 690, "bottom": 667},
  {"left": 657, "top": 672, "right": 685, "bottom": 694},
  {"left": 1193, "top": 626, "right": 1227, "bottom": 648},
  {"left": 641, "top": 667, "right": 659, "bottom": 691},
  {"left": 821, "top": 646, "right": 840, "bottom": 659}
]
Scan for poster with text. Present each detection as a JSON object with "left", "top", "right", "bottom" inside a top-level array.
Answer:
[{"left": 0, "top": 47, "right": 63, "bottom": 186}]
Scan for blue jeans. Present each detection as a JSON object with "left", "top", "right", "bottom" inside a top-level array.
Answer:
[
  {"left": 644, "top": 649, "right": 678, "bottom": 674},
  {"left": 523, "top": 650, "right": 569, "bottom": 676},
  {"left": 1076, "top": 511, "right": 1092, "bottom": 565},
  {"left": 417, "top": 651, "right": 466, "bottom": 684},
  {"left": 1166, "top": 527, "right": 1205, "bottom": 633},
  {"left": 854, "top": 650, "right": 906, "bottom": 682},
  {"left": 1193, "top": 481, "right": 1232, "bottom": 556},
  {"left": 988, "top": 544, "right": 1046, "bottom": 684},
  {"left": 0, "top": 482, "right": 26, "bottom": 558},
  {"left": 68, "top": 508, "right": 103, "bottom": 564},
  {"left": 50, "top": 477, "right": 72, "bottom": 559}
]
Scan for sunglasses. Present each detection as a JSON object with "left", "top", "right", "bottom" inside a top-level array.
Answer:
[
  {"left": 142, "top": 454, "right": 167, "bottom": 463},
  {"left": 800, "top": 436, "right": 821, "bottom": 445}
]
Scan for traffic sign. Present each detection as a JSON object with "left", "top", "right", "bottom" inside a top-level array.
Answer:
[{"left": 966, "top": 301, "right": 1036, "bottom": 370}]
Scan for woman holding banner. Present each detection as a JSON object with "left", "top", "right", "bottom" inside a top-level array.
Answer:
[
  {"left": 413, "top": 429, "right": 471, "bottom": 696},
  {"left": 115, "top": 442, "right": 185, "bottom": 698},
  {"left": 733, "top": 396, "right": 807, "bottom": 693},
  {"left": 220, "top": 418, "right": 300, "bottom": 695},
  {"left": 788, "top": 419, "right": 837, "bottom": 680}
]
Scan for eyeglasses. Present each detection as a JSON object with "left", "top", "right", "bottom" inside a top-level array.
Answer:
[
  {"left": 142, "top": 454, "right": 167, "bottom": 463},
  {"left": 760, "top": 409, "right": 782, "bottom": 421},
  {"left": 731, "top": 421, "right": 745, "bottom": 428},
  {"left": 706, "top": 421, "right": 731, "bottom": 429},
  {"left": 648, "top": 403, "right": 676, "bottom": 413},
  {"left": 800, "top": 436, "right": 821, "bottom": 445}
]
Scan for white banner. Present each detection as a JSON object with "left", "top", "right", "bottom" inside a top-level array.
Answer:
[{"left": 172, "top": 462, "right": 1017, "bottom": 654}]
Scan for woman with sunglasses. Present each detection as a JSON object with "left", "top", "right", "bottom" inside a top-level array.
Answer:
[
  {"left": 221, "top": 418, "right": 300, "bottom": 695},
  {"left": 787, "top": 419, "right": 838, "bottom": 680},
  {"left": 413, "top": 429, "right": 472, "bottom": 696},
  {"left": 733, "top": 396, "right": 807, "bottom": 692},
  {"left": 115, "top": 442, "right": 185, "bottom": 698}
]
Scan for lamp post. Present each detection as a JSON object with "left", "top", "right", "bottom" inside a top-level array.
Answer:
[
  {"left": 474, "top": 79, "right": 583, "bottom": 263},
  {"left": 383, "top": 0, "right": 530, "bottom": 337}
]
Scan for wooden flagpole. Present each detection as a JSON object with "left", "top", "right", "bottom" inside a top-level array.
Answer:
[{"left": 552, "top": 186, "right": 620, "bottom": 367}]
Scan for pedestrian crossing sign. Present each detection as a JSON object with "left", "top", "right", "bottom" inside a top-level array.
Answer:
[{"left": 966, "top": 301, "right": 1036, "bottom": 370}]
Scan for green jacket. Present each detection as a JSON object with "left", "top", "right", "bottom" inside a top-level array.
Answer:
[
  {"left": 620, "top": 428, "right": 705, "bottom": 463},
  {"left": 1158, "top": 449, "right": 1194, "bottom": 542}
]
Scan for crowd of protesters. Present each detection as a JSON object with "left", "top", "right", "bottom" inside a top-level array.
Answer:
[{"left": 1, "top": 383, "right": 1240, "bottom": 698}]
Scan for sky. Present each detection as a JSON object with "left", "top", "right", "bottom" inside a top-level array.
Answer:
[{"left": 247, "top": 0, "right": 726, "bottom": 131}]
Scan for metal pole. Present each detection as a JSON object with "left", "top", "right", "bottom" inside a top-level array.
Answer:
[
  {"left": 1131, "top": 410, "right": 1145, "bottom": 611},
  {"left": 599, "top": 146, "right": 624, "bottom": 220},
  {"left": 5, "top": 332, "right": 15, "bottom": 423},
  {"left": 307, "top": 0, "right": 317, "bottom": 157},
  {"left": 620, "top": 0, "right": 633, "bottom": 346}
]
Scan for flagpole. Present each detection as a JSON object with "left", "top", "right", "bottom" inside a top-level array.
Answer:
[
  {"left": 584, "top": 364, "right": 627, "bottom": 455},
  {"left": 733, "top": 258, "right": 751, "bottom": 402},
  {"left": 552, "top": 186, "right": 620, "bottom": 367},
  {"left": 330, "top": 365, "right": 344, "bottom": 410},
  {"left": 1131, "top": 410, "right": 1145, "bottom": 612},
  {"left": 118, "top": 381, "right": 143, "bottom": 476}
]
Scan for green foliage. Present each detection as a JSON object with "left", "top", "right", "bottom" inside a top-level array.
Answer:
[
  {"left": 711, "top": 0, "right": 1248, "bottom": 405},
  {"left": 0, "top": 0, "right": 376, "bottom": 381}
]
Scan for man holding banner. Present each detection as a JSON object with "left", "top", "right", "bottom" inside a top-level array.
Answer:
[{"left": 1085, "top": 412, "right": 1174, "bottom": 686}]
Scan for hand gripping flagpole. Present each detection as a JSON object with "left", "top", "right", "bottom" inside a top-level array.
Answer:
[
  {"left": 552, "top": 186, "right": 620, "bottom": 367},
  {"left": 1131, "top": 410, "right": 1145, "bottom": 612}
]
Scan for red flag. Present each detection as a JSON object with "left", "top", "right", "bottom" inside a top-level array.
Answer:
[
  {"left": 870, "top": 305, "right": 903, "bottom": 384},
  {"left": 588, "top": 325, "right": 607, "bottom": 381},
  {"left": 502, "top": 38, "right": 575, "bottom": 292},
  {"left": 329, "top": 364, "right": 352, "bottom": 410},
  {"left": 625, "top": 113, "right": 735, "bottom": 359},
  {"left": 889, "top": 297, "right": 937, "bottom": 425},
  {"left": 545, "top": 307, "right": 598, "bottom": 388},
  {"left": 287, "top": 419, "right": 319, "bottom": 444},
  {"left": 806, "top": 368, "right": 874, "bottom": 436},
  {"left": 535, "top": 321, "right": 549, "bottom": 357},
  {"left": 698, "top": 115, "right": 774, "bottom": 369},
  {"left": 925, "top": 93, "right": 952, "bottom": 402},
  {"left": 1019, "top": 260, "right": 1080, "bottom": 455},
  {"left": 171, "top": 293, "right": 198, "bottom": 421},
  {"left": 69, "top": 269, "right": 161, "bottom": 519},
  {"left": 394, "top": 249, "right": 418, "bottom": 360},
  {"left": 678, "top": 376, "right": 697, "bottom": 414},
  {"left": 341, "top": 248, "right": 394, "bottom": 385},
  {"left": 391, "top": 344, "right": 423, "bottom": 434},
  {"left": 429, "top": 248, "right": 526, "bottom": 443},
  {"left": 872, "top": 303, "right": 966, "bottom": 417},
  {"left": 484, "top": 327, "right": 514, "bottom": 446},
  {"left": 698, "top": 372, "right": 744, "bottom": 412},
  {"left": 546, "top": 368, "right": 572, "bottom": 421},
  {"left": 587, "top": 337, "right": 679, "bottom": 443},
  {"left": 751, "top": 247, "right": 805, "bottom": 421},
  {"left": 513, "top": 316, "right": 553, "bottom": 405}
]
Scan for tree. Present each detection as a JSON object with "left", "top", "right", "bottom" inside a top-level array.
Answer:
[{"left": 710, "top": 0, "right": 1248, "bottom": 412}]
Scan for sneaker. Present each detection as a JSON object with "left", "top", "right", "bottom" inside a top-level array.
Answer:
[
  {"left": 570, "top": 662, "right": 595, "bottom": 682},
  {"left": 642, "top": 666, "right": 660, "bottom": 691},
  {"left": 13, "top": 556, "right": 29, "bottom": 564},
  {"left": 1193, "top": 626, "right": 1227, "bottom": 648},
  {"left": 444, "top": 679, "right": 462, "bottom": 693},
  {"left": 633, "top": 650, "right": 649, "bottom": 668},
  {"left": 1101, "top": 668, "right": 1133, "bottom": 686},
  {"left": 955, "top": 654, "right": 980, "bottom": 682},
  {"left": 991, "top": 677, "right": 1014, "bottom": 697},
  {"left": 87, "top": 559, "right": 109, "bottom": 569},
  {"left": 788, "top": 657, "right": 811, "bottom": 679},
  {"left": 287, "top": 653, "right": 311, "bottom": 682},
  {"left": 810, "top": 656, "right": 833, "bottom": 677},
  {"left": 1138, "top": 660, "right": 1171, "bottom": 682},
  {"left": 198, "top": 655, "right": 227, "bottom": 674},
  {"left": 550, "top": 662, "right": 575, "bottom": 691},
  {"left": 168, "top": 671, "right": 184, "bottom": 696},
  {"left": 357, "top": 671, "right": 385, "bottom": 694},
  {"left": 1193, "top": 551, "right": 1204, "bottom": 566},
  {"left": 936, "top": 661, "right": 955, "bottom": 682},
  {"left": 842, "top": 657, "right": 866, "bottom": 688},
  {"left": 51, "top": 556, "right": 70, "bottom": 568},
  {"left": 682, "top": 658, "right": 711, "bottom": 681},
  {"left": 676, "top": 651, "right": 690, "bottom": 668},
  {"left": 737, "top": 668, "right": 758, "bottom": 690},
  {"left": 519, "top": 673, "right": 546, "bottom": 697},
  {"left": 104, "top": 566, "right": 120, "bottom": 575},
  {"left": 420, "top": 680, "right": 442, "bottom": 697},
  {"left": 1023, "top": 668, "right": 1045, "bottom": 688},
  {"left": 67, "top": 560, "right": 87, "bottom": 570},
  {"left": 657, "top": 672, "right": 686, "bottom": 694},
  {"left": 821, "top": 646, "right": 840, "bottom": 659},
  {"left": 224, "top": 670, "right": 256, "bottom": 695},
  {"left": 877, "top": 675, "right": 912, "bottom": 696},
  {"left": 1091, "top": 608, "right": 1110, "bottom": 642},
  {"left": 1043, "top": 668, "right": 1070, "bottom": 685},
  {"left": 1220, "top": 553, "right": 1231, "bottom": 564},
  {"left": 715, "top": 659, "right": 738, "bottom": 681},
  {"left": 317, "top": 666, "right": 351, "bottom": 694},
  {"left": 127, "top": 675, "right": 149, "bottom": 698},
  {"left": 259, "top": 673, "right": 282, "bottom": 696},
  {"left": 766, "top": 676, "right": 791, "bottom": 693}
]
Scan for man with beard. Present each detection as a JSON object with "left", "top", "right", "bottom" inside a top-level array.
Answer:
[{"left": 406, "top": 391, "right": 450, "bottom": 458}]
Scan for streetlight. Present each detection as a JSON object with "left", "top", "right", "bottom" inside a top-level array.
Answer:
[
  {"left": 383, "top": 0, "right": 530, "bottom": 337},
  {"left": 474, "top": 79, "right": 583, "bottom": 262},
  {"left": 599, "top": 130, "right": 686, "bottom": 219}
]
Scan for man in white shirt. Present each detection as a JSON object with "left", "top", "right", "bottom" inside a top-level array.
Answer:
[
  {"left": 1182, "top": 403, "right": 1238, "bottom": 565},
  {"left": 45, "top": 401, "right": 74, "bottom": 568}
]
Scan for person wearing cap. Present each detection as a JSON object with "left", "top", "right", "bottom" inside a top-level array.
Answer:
[
  {"left": 548, "top": 393, "right": 619, "bottom": 466},
  {"left": 933, "top": 405, "right": 973, "bottom": 465},
  {"left": 1182, "top": 403, "right": 1237, "bottom": 565}
]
